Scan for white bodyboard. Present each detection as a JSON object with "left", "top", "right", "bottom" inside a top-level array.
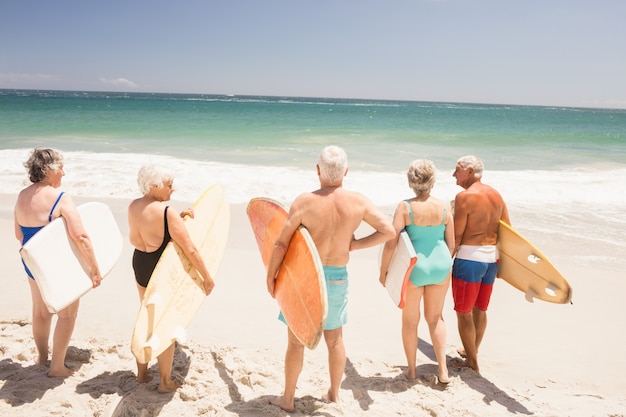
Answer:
[
  {"left": 381, "top": 230, "right": 417, "bottom": 308},
  {"left": 20, "top": 202, "right": 123, "bottom": 313}
]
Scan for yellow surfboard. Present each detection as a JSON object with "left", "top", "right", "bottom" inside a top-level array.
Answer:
[
  {"left": 497, "top": 221, "right": 572, "bottom": 304},
  {"left": 131, "top": 184, "right": 229, "bottom": 364},
  {"left": 246, "top": 197, "right": 327, "bottom": 350}
]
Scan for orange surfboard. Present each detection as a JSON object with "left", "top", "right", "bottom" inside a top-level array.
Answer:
[{"left": 246, "top": 197, "right": 327, "bottom": 349}]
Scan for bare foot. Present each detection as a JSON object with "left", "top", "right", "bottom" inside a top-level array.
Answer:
[
  {"left": 401, "top": 369, "right": 417, "bottom": 382},
  {"left": 322, "top": 389, "right": 339, "bottom": 403},
  {"left": 438, "top": 365, "right": 450, "bottom": 384},
  {"left": 269, "top": 395, "right": 295, "bottom": 413},
  {"left": 456, "top": 347, "right": 466, "bottom": 358},
  {"left": 157, "top": 378, "right": 181, "bottom": 393},
  {"left": 36, "top": 354, "right": 49, "bottom": 365},
  {"left": 449, "top": 357, "right": 479, "bottom": 372},
  {"left": 137, "top": 373, "right": 153, "bottom": 383},
  {"left": 48, "top": 366, "right": 74, "bottom": 378}
]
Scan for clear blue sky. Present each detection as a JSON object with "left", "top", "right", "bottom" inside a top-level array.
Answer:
[{"left": 1, "top": 0, "right": 625, "bottom": 108}]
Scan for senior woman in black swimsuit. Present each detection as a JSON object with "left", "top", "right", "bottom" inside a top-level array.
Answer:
[
  {"left": 14, "top": 147, "right": 102, "bottom": 377},
  {"left": 128, "top": 165, "right": 214, "bottom": 393}
]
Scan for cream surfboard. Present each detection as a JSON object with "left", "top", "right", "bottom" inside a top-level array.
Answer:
[
  {"left": 246, "top": 197, "right": 327, "bottom": 350},
  {"left": 131, "top": 184, "right": 229, "bottom": 364},
  {"left": 380, "top": 230, "right": 417, "bottom": 308},
  {"left": 497, "top": 220, "right": 572, "bottom": 304},
  {"left": 20, "top": 202, "right": 123, "bottom": 313}
]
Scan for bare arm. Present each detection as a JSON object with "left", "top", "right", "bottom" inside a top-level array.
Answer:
[
  {"left": 58, "top": 195, "right": 102, "bottom": 288},
  {"left": 266, "top": 202, "right": 302, "bottom": 297},
  {"left": 14, "top": 207, "right": 23, "bottom": 243},
  {"left": 444, "top": 201, "right": 455, "bottom": 256},
  {"left": 350, "top": 197, "right": 395, "bottom": 251},
  {"left": 500, "top": 202, "right": 511, "bottom": 226},
  {"left": 379, "top": 202, "right": 405, "bottom": 286},
  {"left": 167, "top": 208, "right": 215, "bottom": 295},
  {"left": 453, "top": 193, "right": 469, "bottom": 255}
]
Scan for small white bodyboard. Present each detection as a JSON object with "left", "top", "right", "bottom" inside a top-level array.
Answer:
[
  {"left": 20, "top": 202, "right": 123, "bottom": 313},
  {"left": 381, "top": 230, "right": 417, "bottom": 308}
]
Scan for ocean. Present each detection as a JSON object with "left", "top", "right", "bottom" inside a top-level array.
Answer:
[{"left": 1, "top": 89, "right": 625, "bottom": 270}]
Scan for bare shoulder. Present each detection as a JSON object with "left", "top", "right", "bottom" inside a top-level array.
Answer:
[
  {"left": 290, "top": 191, "right": 316, "bottom": 213},
  {"left": 293, "top": 191, "right": 316, "bottom": 204},
  {"left": 57, "top": 192, "right": 78, "bottom": 215},
  {"left": 129, "top": 198, "right": 165, "bottom": 222},
  {"left": 341, "top": 188, "right": 372, "bottom": 205},
  {"left": 127, "top": 197, "right": 147, "bottom": 216},
  {"left": 396, "top": 199, "right": 408, "bottom": 211},
  {"left": 58, "top": 191, "right": 75, "bottom": 206}
]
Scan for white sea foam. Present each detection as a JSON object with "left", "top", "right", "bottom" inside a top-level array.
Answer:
[
  {"left": 2, "top": 148, "right": 625, "bottom": 208},
  {"left": 2, "top": 149, "right": 624, "bottom": 267}
]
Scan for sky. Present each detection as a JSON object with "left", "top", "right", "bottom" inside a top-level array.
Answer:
[{"left": 1, "top": 0, "right": 625, "bottom": 109}]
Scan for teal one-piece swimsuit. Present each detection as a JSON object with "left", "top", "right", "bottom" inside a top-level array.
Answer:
[{"left": 404, "top": 200, "right": 452, "bottom": 287}]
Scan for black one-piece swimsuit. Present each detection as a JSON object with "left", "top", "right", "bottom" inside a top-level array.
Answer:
[{"left": 132, "top": 206, "right": 171, "bottom": 288}]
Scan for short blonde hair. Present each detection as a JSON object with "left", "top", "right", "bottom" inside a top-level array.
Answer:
[
  {"left": 407, "top": 159, "right": 436, "bottom": 195},
  {"left": 137, "top": 165, "right": 174, "bottom": 195},
  {"left": 24, "top": 147, "right": 64, "bottom": 183},
  {"left": 317, "top": 145, "right": 347, "bottom": 184}
]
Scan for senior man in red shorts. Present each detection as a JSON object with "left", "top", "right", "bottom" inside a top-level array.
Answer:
[{"left": 451, "top": 155, "right": 509, "bottom": 373}]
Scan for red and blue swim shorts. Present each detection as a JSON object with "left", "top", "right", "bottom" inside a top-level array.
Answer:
[{"left": 452, "top": 258, "right": 498, "bottom": 313}]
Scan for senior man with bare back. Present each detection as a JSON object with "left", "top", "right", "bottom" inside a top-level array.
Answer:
[
  {"left": 266, "top": 145, "right": 395, "bottom": 413},
  {"left": 451, "top": 155, "right": 509, "bottom": 373}
]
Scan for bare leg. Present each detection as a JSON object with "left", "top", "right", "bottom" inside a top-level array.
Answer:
[
  {"left": 157, "top": 343, "right": 180, "bottom": 393},
  {"left": 323, "top": 327, "right": 345, "bottom": 402},
  {"left": 269, "top": 328, "right": 304, "bottom": 412},
  {"left": 401, "top": 283, "right": 423, "bottom": 380},
  {"left": 134, "top": 284, "right": 153, "bottom": 383},
  {"left": 28, "top": 279, "right": 52, "bottom": 365},
  {"left": 423, "top": 276, "right": 450, "bottom": 383},
  {"left": 473, "top": 307, "right": 487, "bottom": 353},
  {"left": 136, "top": 361, "right": 153, "bottom": 383},
  {"left": 456, "top": 310, "right": 480, "bottom": 372},
  {"left": 49, "top": 299, "right": 79, "bottom": 377}
]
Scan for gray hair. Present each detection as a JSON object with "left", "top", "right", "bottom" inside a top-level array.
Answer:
[
  {"left": 317, "top": 145, "right": 348, "bottom": 184},
  {"left": 457, "top": 155, "right": 483, "bottom": 179},
  {"left": 407, "top": 159, "right": 436, "bottom": 195},
  {"left": 137, "top": 165, "right": 174, "bottom": 195},
  {"left": 24, "top": 147, "right": 64, "bottom": 183}
]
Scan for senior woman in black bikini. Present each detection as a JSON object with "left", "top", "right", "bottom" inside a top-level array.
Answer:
[
  {"left": 128, "top": 165, "right": 214, "bottom": 393},
  {"left": 14, "top": 148, "right": 102, "bottom": 377}
]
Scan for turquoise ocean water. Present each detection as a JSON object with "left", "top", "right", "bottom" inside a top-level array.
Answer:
[{"left": 1, "top": 89, "right": 625, "bottom": 270}]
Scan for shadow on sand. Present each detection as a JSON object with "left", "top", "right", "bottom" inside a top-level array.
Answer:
[
  {"left": 419, "top": 337, "right": 532, "bottom": 415},
  {"left": 0, "top": 345, "right": 90, "bottom": 407},
  {"left": 75, "top": 343, "right": 190, "bottom": 417}
]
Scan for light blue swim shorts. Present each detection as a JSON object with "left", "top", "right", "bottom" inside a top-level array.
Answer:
[{"left": 278, "top": 265, "right": 348, "bottom": 331}]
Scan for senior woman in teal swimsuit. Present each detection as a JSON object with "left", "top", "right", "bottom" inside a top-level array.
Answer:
[
  {"left": 14, "top": 148, "right": 102, "bottom": 377},
  {"left": 380, "top": 159, "right": 455, "bottom": 384}
]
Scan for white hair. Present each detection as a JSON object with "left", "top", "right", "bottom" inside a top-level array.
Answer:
[
  {"left": 457, "top": 155, "right": 483, "bottom": 179},
  {"left": 317, "top": 145, "right": 348, "bottom": 184},
  {"left": 137, "top": 165, "right": 174, "bottom": 195}
]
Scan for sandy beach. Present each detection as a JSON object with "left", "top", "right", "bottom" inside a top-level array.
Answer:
[{"left": 1, "top": 194, "right": 624, "bottom": 417}]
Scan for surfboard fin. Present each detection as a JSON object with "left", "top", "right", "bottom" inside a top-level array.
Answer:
[
  {"left": 172, "top": 325, "right": 187, "bottom": 343},
  {"left": 145, "top": 292, "right": 163, "bottom": 307},
  {"left": 144, "top": 334, "right": 161, "bottom": 350},
  {"left": 524, "top": 287, "right": 537, "bottom": 303}
]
